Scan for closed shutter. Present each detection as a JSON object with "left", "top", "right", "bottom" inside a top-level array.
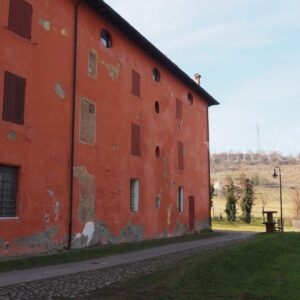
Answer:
[
  {"left": 131, "top": 123, "right": 141, "bottom": 156},
  {"left": 3, "top": 71, "right": 26, "bottom": 125},
  {"left": 178, "top": 141, "right": 184, "bottom": 170},
  {"left": 8, "top": 0, "right": 33, "bottom": 41},
  {"left": 176, "top": 98, "right": 182, "bottom": 120},
  {"left": 131, "top": 70, "right": 140, "bottom": 97}
]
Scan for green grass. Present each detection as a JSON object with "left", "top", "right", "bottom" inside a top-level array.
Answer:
[
  {"left": 0, "top": 231, "right": 220, "bottom": 273},
  {"left": 212, "top": 217, "right": 293, "bottom": 232},
  {"left": 89, "top": 233, "right": 300, "bottom": 300},
  {"left": 212, "top": 217, "right": 265, "bottom": 232}
]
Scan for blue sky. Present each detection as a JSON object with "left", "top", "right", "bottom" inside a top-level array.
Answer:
[{"left": 105, "top": 0, "right": 300, "bottom": 154}]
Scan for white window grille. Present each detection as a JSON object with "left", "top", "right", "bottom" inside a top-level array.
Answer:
[
  {"left": 130, "top": 179, "right": 139, "bottom": 212},
  {"left": 178, "top": 186, "right": 184, "bottom": 212}
]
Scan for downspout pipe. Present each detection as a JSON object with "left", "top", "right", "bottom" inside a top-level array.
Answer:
[
  {"left": 68, "top": 0, "right": 83, "bottom": 249},
  {"left": 207, "top": 106, "right": 212, "bottom": 230}
]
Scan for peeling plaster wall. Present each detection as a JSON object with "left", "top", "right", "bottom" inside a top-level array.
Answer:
[
  {"left": 14, "top": 226, "right": 60, "bottom": 251},
  {"left": 0, "top": 0, "right": 211, "bottom": 256},
  {"left": 72, "top": 221, "right": 144, "bottom": 249},
  {"left": 0, "top": 0, "right": 74, "bottom": 256},
  {"left": 74, "top": 166, "right": 95, "bottom": 223},
  {"left": 79, "top": 98, "right": 96, "bottom": 145}
]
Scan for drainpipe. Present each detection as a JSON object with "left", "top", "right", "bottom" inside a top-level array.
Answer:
[
  {"left": 206, "top": 106, "right": 212, "bottom": 230},
  {"left": 68, "top": 0, "right": 83, "bottom": 249}
]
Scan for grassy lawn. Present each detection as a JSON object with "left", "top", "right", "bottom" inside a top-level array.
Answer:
[
  {"left": 212, "top": 217, "right": 293, "bottom": 232},
  {"left": 0, "top": 231, "right": 220, "bottom": 273},
  {"left": 89, "top": 233, "right": 300, "bottom": 299},
  {"left": 212, "top": 217, "right": 265, "bottom": 232}
]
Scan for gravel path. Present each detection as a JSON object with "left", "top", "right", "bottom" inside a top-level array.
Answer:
[{"left": 0, "top": 231, "right": 257, "bottom": 300}]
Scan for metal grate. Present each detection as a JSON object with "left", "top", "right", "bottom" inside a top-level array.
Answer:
[
  {"left": 0, "top": 165, "right": 18, "bottom": 217},
  {"left": 130, "top": 179, "right": 139, "bottom": 212}
]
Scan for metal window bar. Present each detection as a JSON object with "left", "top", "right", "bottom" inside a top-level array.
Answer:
[
  {"left": 0, "top": 166, "right": 18, "bottom": 217},
  {"left": 178, "top": 187, "right": 184, "bottom": 212},
  {"left": 130, "top": 179, "right": 139, "bottom": 212}
]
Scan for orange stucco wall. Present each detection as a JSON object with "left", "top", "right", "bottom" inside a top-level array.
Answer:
[{"left": 0, "top": 0, "right": 211, "bottom": 256}]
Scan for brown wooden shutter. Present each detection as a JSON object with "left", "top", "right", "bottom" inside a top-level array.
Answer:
[
  {"left": 8, "top": 0, "right": 33, "bottom": 41},
  {"left": 131, "top": 123, "right": 141, "bottom": 156},
  {"left": 178, "top": 141, "right": 184, "bottom": 170},
  {"left": 131, "top": 70, "right": 140, "bottom": 97},
  {"left": 3, "top": 71, "right": 26, "bottom": 125},
  {"left": 176, "top": 99, "right": 182, "bottom": 120}
]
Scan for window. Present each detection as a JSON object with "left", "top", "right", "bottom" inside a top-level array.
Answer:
[
  {"left": 178, "top": 186, "right": 184, "bottom": 212},
  {"left": 187, "top": 93, "right": 194, "bottom": 105},
  {"left": 176, "top": 99, "right": 182, "bottom": 121},
  {"left": 8, "top": 0, "right": 33, "bottom": 40},
  {"left": 0, "top": 165, "right": 18, "bottom": 217},
  {"left": 131, "top": 70, "right": 140, "bottom": 97},
  {"left": 178, "top": 141, "right": 184, "bottom": 170},
  {"left": 2, "top": 71, "right": 26, "bottom": 125},
  {"left": 130, "top": 178, "right": 139, "bottom": 212},
  {"left": 131, "top": 123, "right": 141, "bottom": 156},
  {"left": 155, "top": 100, "right": 160, "bottom": 113},
  {"left": 155, "top": 146, "right": 160, "bottom": 158},
  {"left": 100, "top": 29, "right": 112, "bottom": 48},
  {"left": 152, "top": 68, "right": 160, "bottom": 82}
]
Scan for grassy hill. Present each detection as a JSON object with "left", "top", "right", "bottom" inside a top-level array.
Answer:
[{"left": 210, "top": 152, "right": 300, "bottom": 225}]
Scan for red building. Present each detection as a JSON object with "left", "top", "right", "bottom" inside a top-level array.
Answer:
[{"left": 0, "top": 0, "right": 218, "bottom": 256}]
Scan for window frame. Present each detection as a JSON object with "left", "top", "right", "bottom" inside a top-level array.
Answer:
[
  {"left": 100, "top": 29, "right": 112, "bottom": 48},
  {"left": 2, "top": 71, "right": 26, "bottom": 125},
  {"left": 131, "top": 70, "right": 141, "bottom": 97},
  {"left": 131, "top": 123, "right": 141, "bottom": 156},
  {"left": 0, "top": 164, "right": 19, "bottom": 218},
  {"left": 130, "top": 178, "right": 139, "bottom": 212},
  {"left": 152, "top": 67, "right": 161, "bottom": 82},
  {"left": 8, "top": 0, "right": 33, "bottom": 41},
  {"left": 178, "top": 186, "right": 184, "bottom": 213}
]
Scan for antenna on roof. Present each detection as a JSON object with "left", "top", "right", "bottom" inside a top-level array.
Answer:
[{"left": 256, "top": 123, "right": 261, "bottom": 154}]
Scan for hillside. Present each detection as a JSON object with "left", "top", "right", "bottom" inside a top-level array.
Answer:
[{"left": 210, "top": 152, "right": 300, "bottom": 223}]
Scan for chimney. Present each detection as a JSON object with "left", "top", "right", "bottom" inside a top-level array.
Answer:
[{"left": 194, "top": 73, "right": 201, "bottom": 85}]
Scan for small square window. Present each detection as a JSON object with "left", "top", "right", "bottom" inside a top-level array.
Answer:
[
  {"left": 130, "top": 178, "right": 139, "bottom": 212},
  {"left": 0, "top": 165, "right": 18, "bottom": 217},
  {"left": 178, "top": 186, "right": 184, "bottom": 213}
]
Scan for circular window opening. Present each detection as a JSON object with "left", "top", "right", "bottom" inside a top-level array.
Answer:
[
  {"left": 152, "top": 68, "right": 161, "bottom": 82},
  {"left": 188, "top": 93, "right": 194, "bottom": 105},
  {"left": 155, "top": 101, "right": 160, "bottom": 113},
  {"left": 100, "top": 29, "right": 112, "bottom": 48},
  {"left": 155, "top": 146, "right": 160, "bottom": 158}
]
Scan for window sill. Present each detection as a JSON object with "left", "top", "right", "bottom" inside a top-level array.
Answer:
[{"left": 0, "top": 217, "right": 19, "bottom": 220}]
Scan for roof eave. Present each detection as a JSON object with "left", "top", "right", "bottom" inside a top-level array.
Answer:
[{"left": 84, "top": 0, "right": 219, "bottom": 107}]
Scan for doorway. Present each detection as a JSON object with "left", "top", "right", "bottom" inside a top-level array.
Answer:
[{"left": 189, "top": 196, "right": 195, "bottom": 232}]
